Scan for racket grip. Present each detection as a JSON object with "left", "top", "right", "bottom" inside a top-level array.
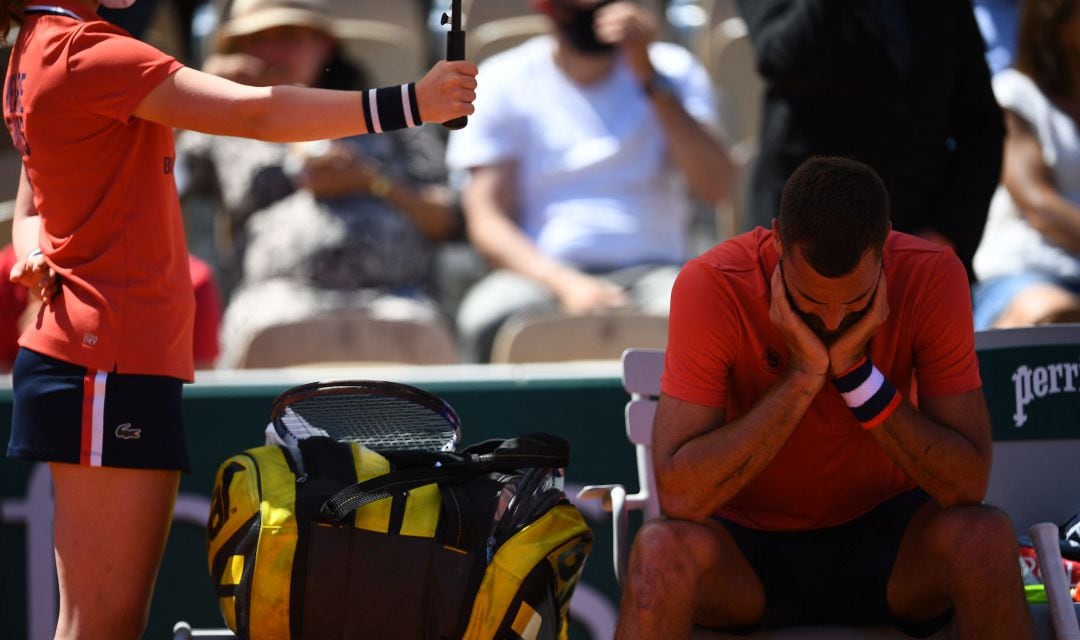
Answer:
[
  {"left": 1031, "top": 522, "right": 1080, "bottom": 640},
  {"left": 444, "top": 30, "right": 468, "bottom": 130}
]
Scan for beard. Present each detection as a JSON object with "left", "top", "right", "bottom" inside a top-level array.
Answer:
[
  {"left": 780, "top": 263, "right": 879, "bottom": 346},
  {"left": 790, "top": 297, "right": 873, "bottom": 346},
  {"left": 553, "top": 0, "right": 617, "bottom": 55}
]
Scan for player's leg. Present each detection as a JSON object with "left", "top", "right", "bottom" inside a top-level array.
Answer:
[
  {"left": 887, "top": 501, "right": 1034, "bottom": 640},
  {"left": 9, "top": 350, "right": 190, "bottom": 640},
  {"left": 51, "top": 462, "right": 180, "bottom": 640},
  {"left": 615, "top": 518, "right": 765, "bottom": 640}
]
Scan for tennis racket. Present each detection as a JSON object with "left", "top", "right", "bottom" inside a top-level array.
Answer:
[{"left": 267, "top": 380, "right": 462, "bottom": 453}]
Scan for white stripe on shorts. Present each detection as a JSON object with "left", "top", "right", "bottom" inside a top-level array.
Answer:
[{"left": 89, "top": 371, "right": 107, "bottom": 467}]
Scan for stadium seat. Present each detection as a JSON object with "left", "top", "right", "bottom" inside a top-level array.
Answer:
[
  {"left": 325, "top": 0, "right": 428, "bottom": 86},
  {"left": 232, "top": 308, "right": 458, "bottom": 368},
  {"left": 462, "top": 0, "right": 669, "bottom": 64},
  {"left": 706, "top": 16, "right": 762, "bottom": 154},
  {"left": 0, "top": 200, "right": 13, "bottom": 247},
  {"left": 579, "top": 325, "right": 1080, "bottom": 639},
  {"left": 489, "top": 311, "right": 668, "bottom": 364}
]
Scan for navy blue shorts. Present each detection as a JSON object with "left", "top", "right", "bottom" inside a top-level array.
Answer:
[
  {"left": 8, "top": 348, "right": 190, "bottom": 472},
  {"left": 715, "top": 488, "right": 951, "bottom": 637}
]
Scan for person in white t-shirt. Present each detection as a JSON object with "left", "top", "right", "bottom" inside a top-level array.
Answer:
[
  {"left": 446, "top": 0, "right": 734, "bottom": 362},
  {"left": 972, "top": 0, "right": 1080, "bottom": 328}
]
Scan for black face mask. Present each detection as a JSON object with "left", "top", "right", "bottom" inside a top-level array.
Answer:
[
  {"left": 779, "top": 260, "right": 880, "bottom": 347},
  {"left": 554, "top": 0, "right": 617, "bottom": 55}
]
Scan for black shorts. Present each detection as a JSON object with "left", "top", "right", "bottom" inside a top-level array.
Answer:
[
  {"left": 8, "top": 348, "right": 190, "bottom": 472},
  {"left": 715, "top": 488, "right": 951, "bottom": 637}
]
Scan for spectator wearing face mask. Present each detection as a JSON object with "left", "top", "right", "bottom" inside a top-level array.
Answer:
[{"left": 446, "top": 0, "right": 734, "bottom": 362}]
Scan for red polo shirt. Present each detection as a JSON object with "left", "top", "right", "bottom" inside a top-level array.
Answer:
[
  {"left": 4, "top": 0, "right": 193, "bottom": 380},
  {"left": 662, "top": 229, "right": 981, "bottom": 531}
]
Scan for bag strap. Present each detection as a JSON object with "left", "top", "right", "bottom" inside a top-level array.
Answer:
[{"left": 320, "top": 433, "right": 569, "bottom": 523}]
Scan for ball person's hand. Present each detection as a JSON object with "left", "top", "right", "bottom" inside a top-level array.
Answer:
[
  {"left": 9, "top": 252, "right": 60, "bottom": 305},
  {"left": 415, "top": 60, "right": 478, "bottom": 125}
]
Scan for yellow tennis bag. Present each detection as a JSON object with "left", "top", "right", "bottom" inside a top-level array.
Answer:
[{"left": 207, "top": 433, "right": 592, "bottom": 640}]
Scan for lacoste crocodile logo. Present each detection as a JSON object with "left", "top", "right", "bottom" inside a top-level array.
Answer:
[{"left": 115, "top": 423, "right": 141, "bottom": 440}]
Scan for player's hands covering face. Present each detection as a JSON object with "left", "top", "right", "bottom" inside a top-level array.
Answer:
[
  {"left": 827, "top": 269, "right": 889, "bottom": 377},
  {"left": 769, "top": 264, "right": 828, "bottom": 378}
]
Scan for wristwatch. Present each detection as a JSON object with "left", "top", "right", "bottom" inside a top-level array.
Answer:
[
  {"left": 642, "top": 72, "right": 678, "bottom": 100},
  {"left": 368, "top": 173, "right": 393, "bottom": 199}
]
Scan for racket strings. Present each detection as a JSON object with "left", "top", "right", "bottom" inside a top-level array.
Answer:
[{"left": 278, "top": 393, "right": 458, "bottom": 452}]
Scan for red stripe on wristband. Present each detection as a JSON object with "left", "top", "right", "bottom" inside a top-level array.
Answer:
[
  {"left": 832, "top": 355, "right": 900, "bottom": 430},
  {"left": 860, "top": 388, "right": 901, "bottom": 430},
  {"left": 834, "top": 356, "right": 868, "bottom": 380}
]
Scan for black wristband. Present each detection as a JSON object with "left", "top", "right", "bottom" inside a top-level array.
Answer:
[{"left": 362, "top": 83, "right": 423, "bottom": 133}]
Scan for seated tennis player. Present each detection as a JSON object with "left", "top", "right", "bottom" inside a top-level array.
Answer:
[{"left": 616, "top": 157, "right": 1034, "bottom": 638}]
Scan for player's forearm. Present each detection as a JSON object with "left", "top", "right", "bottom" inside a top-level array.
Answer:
[
  {"left": 229, "top": 85, "right": 371, "bottom": 142},
  {"left": 869, "top": 402, "right": 990, "bottom": 507},
  {"left": 1015, "top": 186, "right": 1080, "bottom": 254},
  {"left": 658, "top": 370, "right": 822, "bottom": 521}
]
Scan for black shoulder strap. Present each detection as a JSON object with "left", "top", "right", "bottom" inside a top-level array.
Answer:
[{"left": 320, "top": 433, "right": 570, "bottom": 523}]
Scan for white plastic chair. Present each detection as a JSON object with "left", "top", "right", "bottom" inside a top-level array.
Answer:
[{"left": 578, "top": 344, "right": 1080, "bottom": 639}]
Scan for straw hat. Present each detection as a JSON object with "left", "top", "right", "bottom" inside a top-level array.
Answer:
[{"left": 215, "top": 0, "right": 337, "bottom": 46}]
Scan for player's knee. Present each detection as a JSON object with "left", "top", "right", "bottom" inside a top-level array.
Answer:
[
  {"left": 628, "top": 520, "right": 717, "bottom": 582},
  {"left": 930, "top": 505, "right": 1017, "bottom": 570}
]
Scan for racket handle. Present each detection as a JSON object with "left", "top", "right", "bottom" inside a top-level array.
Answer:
[
  {"left": 1031, "top": 522, "right": 1080, "bottom": 640},
  {"left": 444, "top": 29, "right": 468, "bottom": 130}
]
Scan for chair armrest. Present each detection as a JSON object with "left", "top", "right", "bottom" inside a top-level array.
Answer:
[
  {"left": 578, "top": 484, "right": 635, "bottom": 586},
  {"left": 1028, "top": 522, "right": 1080, "bottom": 634},
  {"left": 1030, "top": 523, "right": 1080, "bottom": 640},
  {"left": 173, "top": 622, "right": 236, "bottom": 639}
]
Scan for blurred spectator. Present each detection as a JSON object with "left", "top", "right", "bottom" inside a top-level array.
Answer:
[
  {"left": 99, "top": 0, "right": 202, "bottom": 63},
  {"left": 2, "top": 245, "right": 220, "bottom": 371},
  {"left": 972, "top": 0, "right": 1080, "bottom": 329},
  {"left": 177, "top": 0, "right": 462, "bottom": 368},
  {"left": 737, "top": 0, "right": 1004, "bottom": 278},
  {"left": 974, "top": 0, "right": 1020, "bottom": 76},
  {"left": 446, "top": 0, "right": 733, "bottom": 363}
]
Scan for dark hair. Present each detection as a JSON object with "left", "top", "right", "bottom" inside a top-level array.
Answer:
[
  {"left": 777, "top": 156, "right": 891, "bottom": 278},
  {"left": 1, "top": 0, "right": 25, "bottom": 44},
  {"left": 1016, "top": 0, "right": 1077, "bottom": 99}
]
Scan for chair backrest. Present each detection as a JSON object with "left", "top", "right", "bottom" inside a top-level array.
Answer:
[
  {"left": 327, "top": 0, "right": 428, "bottom": 86},
  {"left": 491, "top": 312, "right": 668, "bottom": 364},
  {"left": 234, "top": 310, "right": 458, "bottom": 368},
  {"left": 621, "top": 348, "right": 666, "bottom": 521},
  {"left": 976, "top": 325, "right": 1080, "bottom": 532},
  {"left": 706, "top": 17, "right": 762, "bottom": 150},
  {"left": 462, "top": 0, "right": 669, "bottom": 63}
]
